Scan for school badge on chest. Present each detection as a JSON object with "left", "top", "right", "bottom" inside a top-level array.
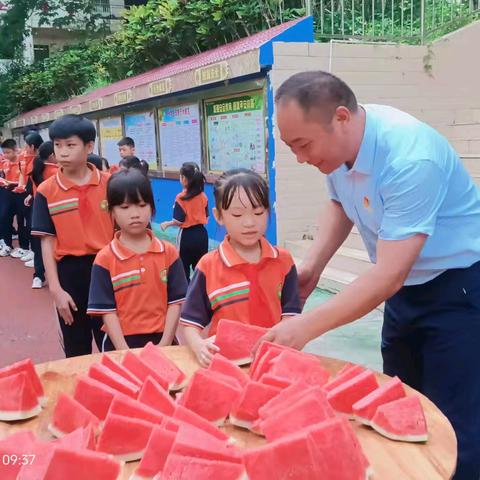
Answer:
[
  {"left": 363, "top": 196, "right": 372, "bottom": 212},
  {"left": 160, "top": 269, "right": 168, "bottom": 283},
  {"left": 100, "top": 199, "right": 108, "bottom": 211},
  {"left": 277, "top": 283, "right": 283, "bottom": 298}
]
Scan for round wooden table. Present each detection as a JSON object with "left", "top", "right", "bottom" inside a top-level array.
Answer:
[{"left": 0, "top": 346, "right": 457, "bottom": 480}]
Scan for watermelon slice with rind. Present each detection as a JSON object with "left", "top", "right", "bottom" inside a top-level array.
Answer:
[
  {"left": 371, "top": 396, "right": 428, "bottom": 442},
  {"left": 352, "top": 376, "right": 406, "bottom": 426},
  {"left": 138, "top": 377, "right": 176, "bottom": 416},
  {"left": 108, "top": 395, "right": 165, "bottom": 425},
  {"left": 16, "top": 441, "right": 55, "bottom": 480},
  {"left": 230, "top": 381, "right": 281, "bottom": 430},
  {"left": 42, "top": 446, "right": 122, "bottom": 480},
  {"left": 258, "top": 373, "right": 292, "bottom": 389},
  {"left": 162, "top": 454, "right": 246, "bottom": 480},
  {"left": 56, "top": 424, "right": 96, "bottom": 450},
  {"left": 100, "top": 354, "right": 142, "bottom": 387},
  {"left": 132, "top": 427, "right": 176, "bottom": 480},
  {"left": 122, "top": 351, "right": 169, "bottom": 391},
  {"left": 74, "top": 375, "right": 125, "bottom": 421},
  {"left": 327, "top": 369, "right": 379, "bottom": 417},
  {"left": 0, "top": 358, "right": 46, "bottom": 406},
  {"left": 214, "top": 319, "right": 267, "bottom": 365},
  {"left": 260, "top": 388, "right": 335, "bottom": 441},
  {"left": 257, "top": 381, "right": 311, "bottom": 420},
  {"left": 209, "top": 354, "right": 249, "bottom": 387},
  {"left": 88, "top": 363, "right": 140, "bottom": 399},
  {"left": 97, "top": 413, "right": 155, "bottom": 461},
  {"left": 249, "top": 341, "right": 296, "bottom": 380},
  {"left": 139, "top": 342, "right": 187, "bottom": 391},
  {"left": 48, "top": 393, "right": 99, "bottom": 437},
  {"left": 178, "top": 368, "right": 242, "bottom": 425},
  {"left": 0, "top": 371, "right": 41, "bottom": 421},
  {"left": 174, "top": 405, "right": 230, "bottom": 442},
  {"left": 0, "top": 430, "right": 37, "bottom": 480},
  {"left": 324, "top": 364, "right": 366, "bottom": 393}
]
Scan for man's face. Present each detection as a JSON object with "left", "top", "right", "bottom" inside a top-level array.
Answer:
[
  {"left": 119, "top": 145, "right": 135, "bottom": 159},
  {"left": 277, "top": 99, "right": 351, "bottom": 175},
  {"left": 1, "top": 148, "right": 17, "bottom": 162}
]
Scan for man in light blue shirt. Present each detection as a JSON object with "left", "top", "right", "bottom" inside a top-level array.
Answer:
[{"left": 263, "top": 71, "right": 480, "bottom": 480}]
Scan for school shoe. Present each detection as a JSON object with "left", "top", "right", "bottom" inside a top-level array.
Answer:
[
  {"left": 20, "top": 250, "right": 34, "bottom": 262},
  {"left": 0, "top": 245, "right": 12, "bottom": 257},
  {"left": 24, "top": 259, "right": 34, "bottom": 268},
  {"left": 10, "top": 248, "right": 28, "bottom": 259},
  {"left": 32, "top": 277, "right": 45, "bottom": 289}
]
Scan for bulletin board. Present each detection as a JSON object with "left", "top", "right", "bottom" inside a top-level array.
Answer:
[
  {"left": 204, "top": 91, "right": 266, "bottom": 175},
  {"left": 99, "top": 116, "right": 123, "bottom": 165},
  {"left": 39, "top": 128, "right": 49, "bottom": 142},
  {"left": 124, "top": 111, "right": 158, "bottom": 169},
  {"left": 158, "top": 103, "right": 202, "bottom": 171}
]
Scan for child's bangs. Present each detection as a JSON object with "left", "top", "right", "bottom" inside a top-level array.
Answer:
[{"left": 222, "top": 175, "right": 269, "bottom": 211}]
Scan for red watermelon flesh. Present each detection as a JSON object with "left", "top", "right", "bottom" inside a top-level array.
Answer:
[
  {"left": 108, "top": 394, "right": 165, "bottom": 425},
  {"left": 0, "top": 430, "right": 38, "bottom": 480},
  {"left": 261, "top": 388, "right": 335, "bottom": 441},
  {"left": 174, "top": 405, "right": 230, "bottom": 442},
  {"left": 371, "top": 395, "right": 428, "bottom": 442},
  {"left": 268, "top": 350, "right": 330, "bottom": 387},
  {"left": 243, "top": 430, "right": 319, "bottom": 480},
  {"left": 230, "top": 381, "right": 281, "bottom": 429},
  {"left": 249, "top": 341, "right": 297, "bottom": 379},
  {"left": 88, "top": 363, "right": 140, "bottom": 399},
  {"left": 352, "top": 376, "right": 406, "bottom": 425},
  {"left": 42, "top": 447, "right": 121, "bottom": 480},
  {"left": 49, "top": 393, "right": 99, "bottom": 438},
  {"left": 170, "top": 424, "right": 242, "bottom": 464},
  {"left": 257, "top": 381, "right": 310, "bottom": 419},
  {"left": 97, "top": 413, "right": 155, "bottom": 461},
  {"left": 209, "top": 354, "right": 249, "bottom": 387},
  {"left": 56, "top": 424, "right": 96, "bottom": 450},
  {"left": 138, "top": 377, "right": 176, "bottom": 416},
  {"left": 214, "top": 319, "right": 267, "bottom": 365},
  {"left": 177, "top": 369, "right": 242, "bottom": 425},
  {"left": 0, "top": 372, "right": 41, "bottom": 421},
  {"left": 327, "top": 369, "right": 379, "bottom": 417},
  {"left": 100, "top": 354, "right": 142, "bottom": 386},
  {"left": 122, "top": 351, "right": 169, "bottom": 391},
  {"left": 139, "top": 342, "right": 187, "bottom": 391},
  {"left": 0, "top": 358, "right": 45, "bottom": 406},
  {"left": 162, "top": 454, "right": 246, "bottom": 480},
  {"left": 308, "top": 417, "right": 370, "bottom": 479},
  {"left": 74, "top": 375, "right": 125, "bottom": 421},
  {"left": 134, "top": 427, "right": 176, "bottom": 479},
  {"left": 258, "top": 373, "right": 292, "bottom": 389},
  {"left": 323, "top": 364, "right": 366, "bottom": 393}
]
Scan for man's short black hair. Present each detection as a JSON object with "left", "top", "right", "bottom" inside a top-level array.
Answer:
[
  {"left": 25, "top": 133, "right": 44, "bottom": 150},
  {"left": 275, "top": 71, "right": 358, "bottom": 123},
  {"left": 117, "top": 137, "right": 135, "bottom": 148},
  {"left": 49, "top": 114, "right": 96, "bottom": 144},
  {"left": 1, "top": 139, "right": 17, "bottom": 150}
]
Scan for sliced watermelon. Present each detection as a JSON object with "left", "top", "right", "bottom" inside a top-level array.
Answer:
[
  {"left": 42, "top": 447, "right": 121, "bottom": 480},
  {"left": 260, "top": 388, "right": 335, "bottom": 441},
  {"left": 323, "top": 364, "right": 366, "bottom": 393},
  {"left": 170, "top": 424, "right": 242, "bottom": 464},
  {"left": 97, "top": 413, "right": 156, "bottom": 461},
  {"left": 108, "top": 394, "right": 165, "bottom": 425},
  {"left": 257, "top": 381, "right": 310, "bottom": 420},
  {"left": 174, "top": 405, "right": 230, "bottom": 442},
  {"left": 258, "top": 373, "right": 292, "bottom": 389},
  {"left": 74, "top": 375, "right": 124, "bottom": 421},
  {"left": 267, "top": 350, "right": 330, "bottom": 387},
  {"left": 133, "top": 427, "right": 176, "bottom": 479},
  {"left": 327, "top": 369, "right": 379, "bottom": 417},
  {"left": 48, "top": 393, "right": 99, "bottom": 438},
  {"left": 56, "top": 424, "right": 96, "bottom": 450},
  {"left": 214, "top": 319, "right": 267, "bottom": 365},
  {"left": 0, "top": 371, "right": 41, "bottom": 421},
  {"left": 0, "top": 430, "right": 38, "bottom": 480},
  {"left": 308, "top": 417, "right": 371, "bottom": 479},
  {"left": 16, "top": 441, "right": 54, "bottom": 480},
  {"left": 178, "top": 369, "right": 242, "bottom": 425},
  {"left": 0, "top": 358, "right": 46, "bottom": 406},
  {"left": 230, "top": 381, "right": 281, "bottom": 429},
  {"left": 122, "top": 351, "right": 169, "bottom": 390},
  {"left": 88, "top": 363, "right": 140, "bottom": 399},
  {"left": 209, "top": 354, "right": 249, "bottom": 387},
  {"left": 249, "top": 341, "right": 293, "bottom": 379},
  {"left": 352, "top": 376, "right": 406, "bottom": 425},
  {"left": 100, "top": 354, "right": 142, "bottom": 386},
  {"left": 138, "top": 377, "right": 176, "bottom": 416},
  {"left": 139, "top": 342, "right": 187, "bottom": 391},
  {"left": 371, "top": 396, "right": 428, "bottom": 442},
  {"left": 162, "top": 454, "right": 246, "bottom": 480}
]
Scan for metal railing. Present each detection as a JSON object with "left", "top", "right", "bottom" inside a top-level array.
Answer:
[{"left": 306, "top": 0, "right": 480, "bottom": 43}]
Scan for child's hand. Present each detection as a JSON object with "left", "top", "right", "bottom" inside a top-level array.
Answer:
[
  {"left": 51, "top": 288, "right": 78, "bottom": 326},
  {"left": 24, "top": 194, "right": 33, "bottom": 207},
  {"left": 192, "top": 336, "right": 220, "bottom": 367},
  {"left": 160, "top": 221, "right": 169, "bottom": 231}
]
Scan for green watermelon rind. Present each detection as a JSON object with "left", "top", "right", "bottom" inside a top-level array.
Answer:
[
  {"left": 0, "top": 403, "right": 41, "bottom": 421},
  {"left": 370, "top": 422, "right": 428, "bottom": 443}
]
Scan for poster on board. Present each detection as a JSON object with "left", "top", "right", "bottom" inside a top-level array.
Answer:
[
  {"left": 158, "top": 103, "right": 201, "bottom": 171},
  {"left": 99, "top": 116, "right": 123, "bottom": 165},
  {"left": 39, "top": 128, "right": 49, "bottom": 141},
  {"left": 124, "top": 111, "right": 157, "bottom": 169},
  {"left": 205, "top": 92, "right": 266, "bottom": 174}
]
